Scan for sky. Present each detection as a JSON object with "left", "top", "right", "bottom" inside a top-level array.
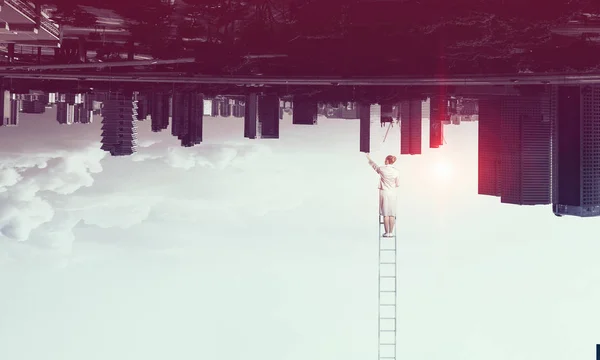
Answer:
[{"left": 0, "top": 102, "right": 599, "bottom": 360}]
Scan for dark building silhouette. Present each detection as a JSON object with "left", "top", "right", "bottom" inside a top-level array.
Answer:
[
  {"left": 244, "top": 93, "right": 258, "bottom": 139},
  {"left": 219, "top": 98, "right": 232, "bottom": 117},
  {"left": 80, "top": 94, "right": 94, "bottom": 124},
  {"left": 458, "top": 98, "right": 478, "bottom": 116},
  {"left": 21, "top": 100, "right": 46, "bottom": 114},
  {"left": 478, "top": 98, "right": 502, "bottom": 197},
  {"left": 232, "top": 100, "right": 245, "bottom": 118},
  {"left": 380, "top": 104, "right": 394, "bottom": 127},
  {"left": 1, "top": 90, "right": 10, "bottom": 126},
  {"left": 56, "top": 102, "right": 73, "bottom": 124},
  {"left": 65, "top": 93, "right": 76, "bottom": 105},
  {"left": 258, "top": 94, "right": 280, "bottom": 139},
  {"left": 478, "top": 93, "right": 552, "bottom": 205},
  {"left": 73, "top": 104, "right": 82, "bottom": 123},
  {"left": 100, "top": 94, "right": 138, "bottom": 156},
  {"left": 172, "top": 92, "right": 185, "bottom": 138},
  {"left": 211, "top": 99, "right": 220, "bottom": 117},
  {"left": 137, "top": 95, "right": 149, "bottom": 121},
  {"left": 322, "top": 102, "right": 360, "bottom": 119},
  {"left": 553, "top": 85, "right": 600, "bottom": 217},
  {"left": 150, "top": 92, "right": 170, "bottom": 132},
  {"left": 0, "top": 90, "right": 19, "bottom": 126},
  {"left": 359, "top": 103, "right": 370, "bottom": 153},
  {"left": 500, "top": 94, "right": 552, "bottom": 205},
  {"left": 172, "top": 92, "right": 204, "bottom": 147},
  {"left": 400, "top": 100, "right": 422, "bottom": 155},
  {"left": 429, "top": 96, "right": 448, "bottom": 148},
  {"left": 292, "top": 96, "right": 318, "bottom": 125}
]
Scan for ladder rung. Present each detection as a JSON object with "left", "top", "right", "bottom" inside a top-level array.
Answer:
[
  {"left": 379, "top": 317, "right": 396, "bottom": 320},
  {"left": 379, "top": 357, "right": 396, "bottom": 359},
  {"left": 379, "top": 343, "right": 396, "bottom": 345},
  {"left": 380, "top": 262, "right": 396, "bottom": 265},
  {"left": 379, "top": 303, "right": 396, "bottom": 306},
  {"left": 380, "top": 275, "right": 395, "bottom": 278},
  {"left": 379, "top": 330, "right": 395, "bottom": 332},
  {"left": 380, "top": 249, "right": 396, "bottom": 251},
  {"left": 380, "top": 290, "right": 396, "bottom": 293}
]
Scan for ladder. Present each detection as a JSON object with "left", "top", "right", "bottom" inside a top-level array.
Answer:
[{"left": 378, "top": 214, "right": 397, "bottom": 360}]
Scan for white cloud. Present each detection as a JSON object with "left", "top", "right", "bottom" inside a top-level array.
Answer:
[{"left": 0, "top": 146, "right": 107, "bottom": 243}]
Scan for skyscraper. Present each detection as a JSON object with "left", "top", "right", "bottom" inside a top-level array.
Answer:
[
  {"left": 429, "top": 96, "right": 447, "bottom": 148},
  {"left": 150, "top": 92, "right": 170, "bottom": 132},
  {"left": 172, "top": 92, "right": 204, "bottom": 147},
  {"left": 21, "top": 100, "right": 46, "bottom": 114},
  {"left": 359, "top": 103, "right": 370, "bottom": 153},
  {"left": 232, "top": 99, "right": 245, "bottom": 118},
  {"left": 478, "top": 98, "right": 502, "bottom": 197},
  {"left": 553, "top": 85, "right": 600, "bottom": 217},
  {"left": 100, "top": 93, "right": 138, "bottom": 156},
  {"left": 56, "top": 102, "right": 70, "bottom": 124},
  {"left": 258, "top": 94, "right": 279, "bottom": 139},
  {"left": 500, "top": 94, "right": 552, "bottom": 205},
  {"left": 244, "top": 93, "right": 258, "bottom": 139},
  {"left": 0, "top": 90, "right": 9, "bottom": 126},
  {"left": 292, "top": 95, "right": 318, "bottom": 125},
  {"left": 80, "top": 94, "right": 94, "bottom": 124},
  {"left": 400, "top": 100, "right": 422, "bottom": 155}
]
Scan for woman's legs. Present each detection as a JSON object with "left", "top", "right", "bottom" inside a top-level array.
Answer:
[
  {"left": 383, "top": 216, "right": 390, "bottom": 234},
  {"left": 383, "top": 216, "right": 396, "bottom": 235}
]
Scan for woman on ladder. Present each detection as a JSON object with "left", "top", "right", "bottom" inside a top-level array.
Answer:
[{"left": 366, "top": 153, "right": 400, "bottom": 237}]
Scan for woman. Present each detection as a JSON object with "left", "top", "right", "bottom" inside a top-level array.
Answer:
[{"left": 366, "top": 153, "right": 400, "bottom": 237}]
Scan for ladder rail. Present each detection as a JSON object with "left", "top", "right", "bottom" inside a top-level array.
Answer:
[{"left": 378, "top": 214, "right": 397, "bottom": 360}]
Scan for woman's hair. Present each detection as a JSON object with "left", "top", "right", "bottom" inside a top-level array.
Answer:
[{"left": 385, "top": 155, "right": 397, "bottom": 164}]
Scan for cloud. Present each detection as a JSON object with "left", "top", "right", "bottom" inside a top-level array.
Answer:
[
  {"left": 0, "top": 133, "right": 293, "bottom": 257},
  {"left": 137, "top": 139, "right": 162, "bottom": 148},
  {"left": 131, "top": 141, "right": 274, "bottom": 171},
  {"left": 0, "top": 146, "right": 107, "bottom": 244},
  {"left": 65, "top": 194, "right": 161, "bottom": 229}
]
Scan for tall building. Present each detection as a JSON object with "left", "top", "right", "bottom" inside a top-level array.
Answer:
[
  {"left": 429, "top": 96, "right": 448, "bottom": 148},
  {"left": 244, "top": 93, "right": 258, "bottom": 139},
  {"left": 0, "top": 90, "right": 18, "bottom": 126},
  {"left": 56, "top": 102, "right": 72, "bottom": 124},
  {"left": 211, "top": 99, "right": 220, "bottom": 117},
  {"left": 258, "top": 94, "right": 279, "bottom": 139},
  {"left": 478, "top": 98, "right": 502, "bottom": 197},
  {"left": 80, "top": 94, "right": 94, "bottom": 124},
  {"left": 380, "top": 104, "right": 394, "bottom": 126},
  {"left": 500, "top": 94, "right": 552, "bottom": 205},
  {"left": 359, "top": 103, "right": 370, "bottom": 153},
  {"left": 400, "top": 100, "right": 422, "bottom": 155},
  {"left": 21, "top": 100, "right": 46, "bottom": 114},
  {"left": 100, "top": 94, "right": 138, "bottom": 156},
  {"left": 219, "top": 98, "right": 232, "bottom": 117},
  {"left": 136, "top": 94, "right": 149, "bottom": 121},
  {"left": 292, "top": 96, "right": 318, "bottom": 125},
  {"left": 171, "top": 92, "right": 185, "bottom": 137},
  {"left": 553, "top": 85, "right": 600, "bottom": 217},
  {"left": 232, "top": 99, "right": 245, "bottom": 118},
  {"left": 0, "top": 90, "right": 10, "bottom": 126},
  {"left": 150, "top": 92, "right": 170, "bottom": 132},
  {"left": 180, "top": 93, "right": 204, "bottom": 147},
  {"left": 172, "top": 92, "right": 203, "bottom": 147}
]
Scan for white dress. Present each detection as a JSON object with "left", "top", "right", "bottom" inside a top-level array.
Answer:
[{"left": 368, "top": 159, "right": 400, "bottom": 217}]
